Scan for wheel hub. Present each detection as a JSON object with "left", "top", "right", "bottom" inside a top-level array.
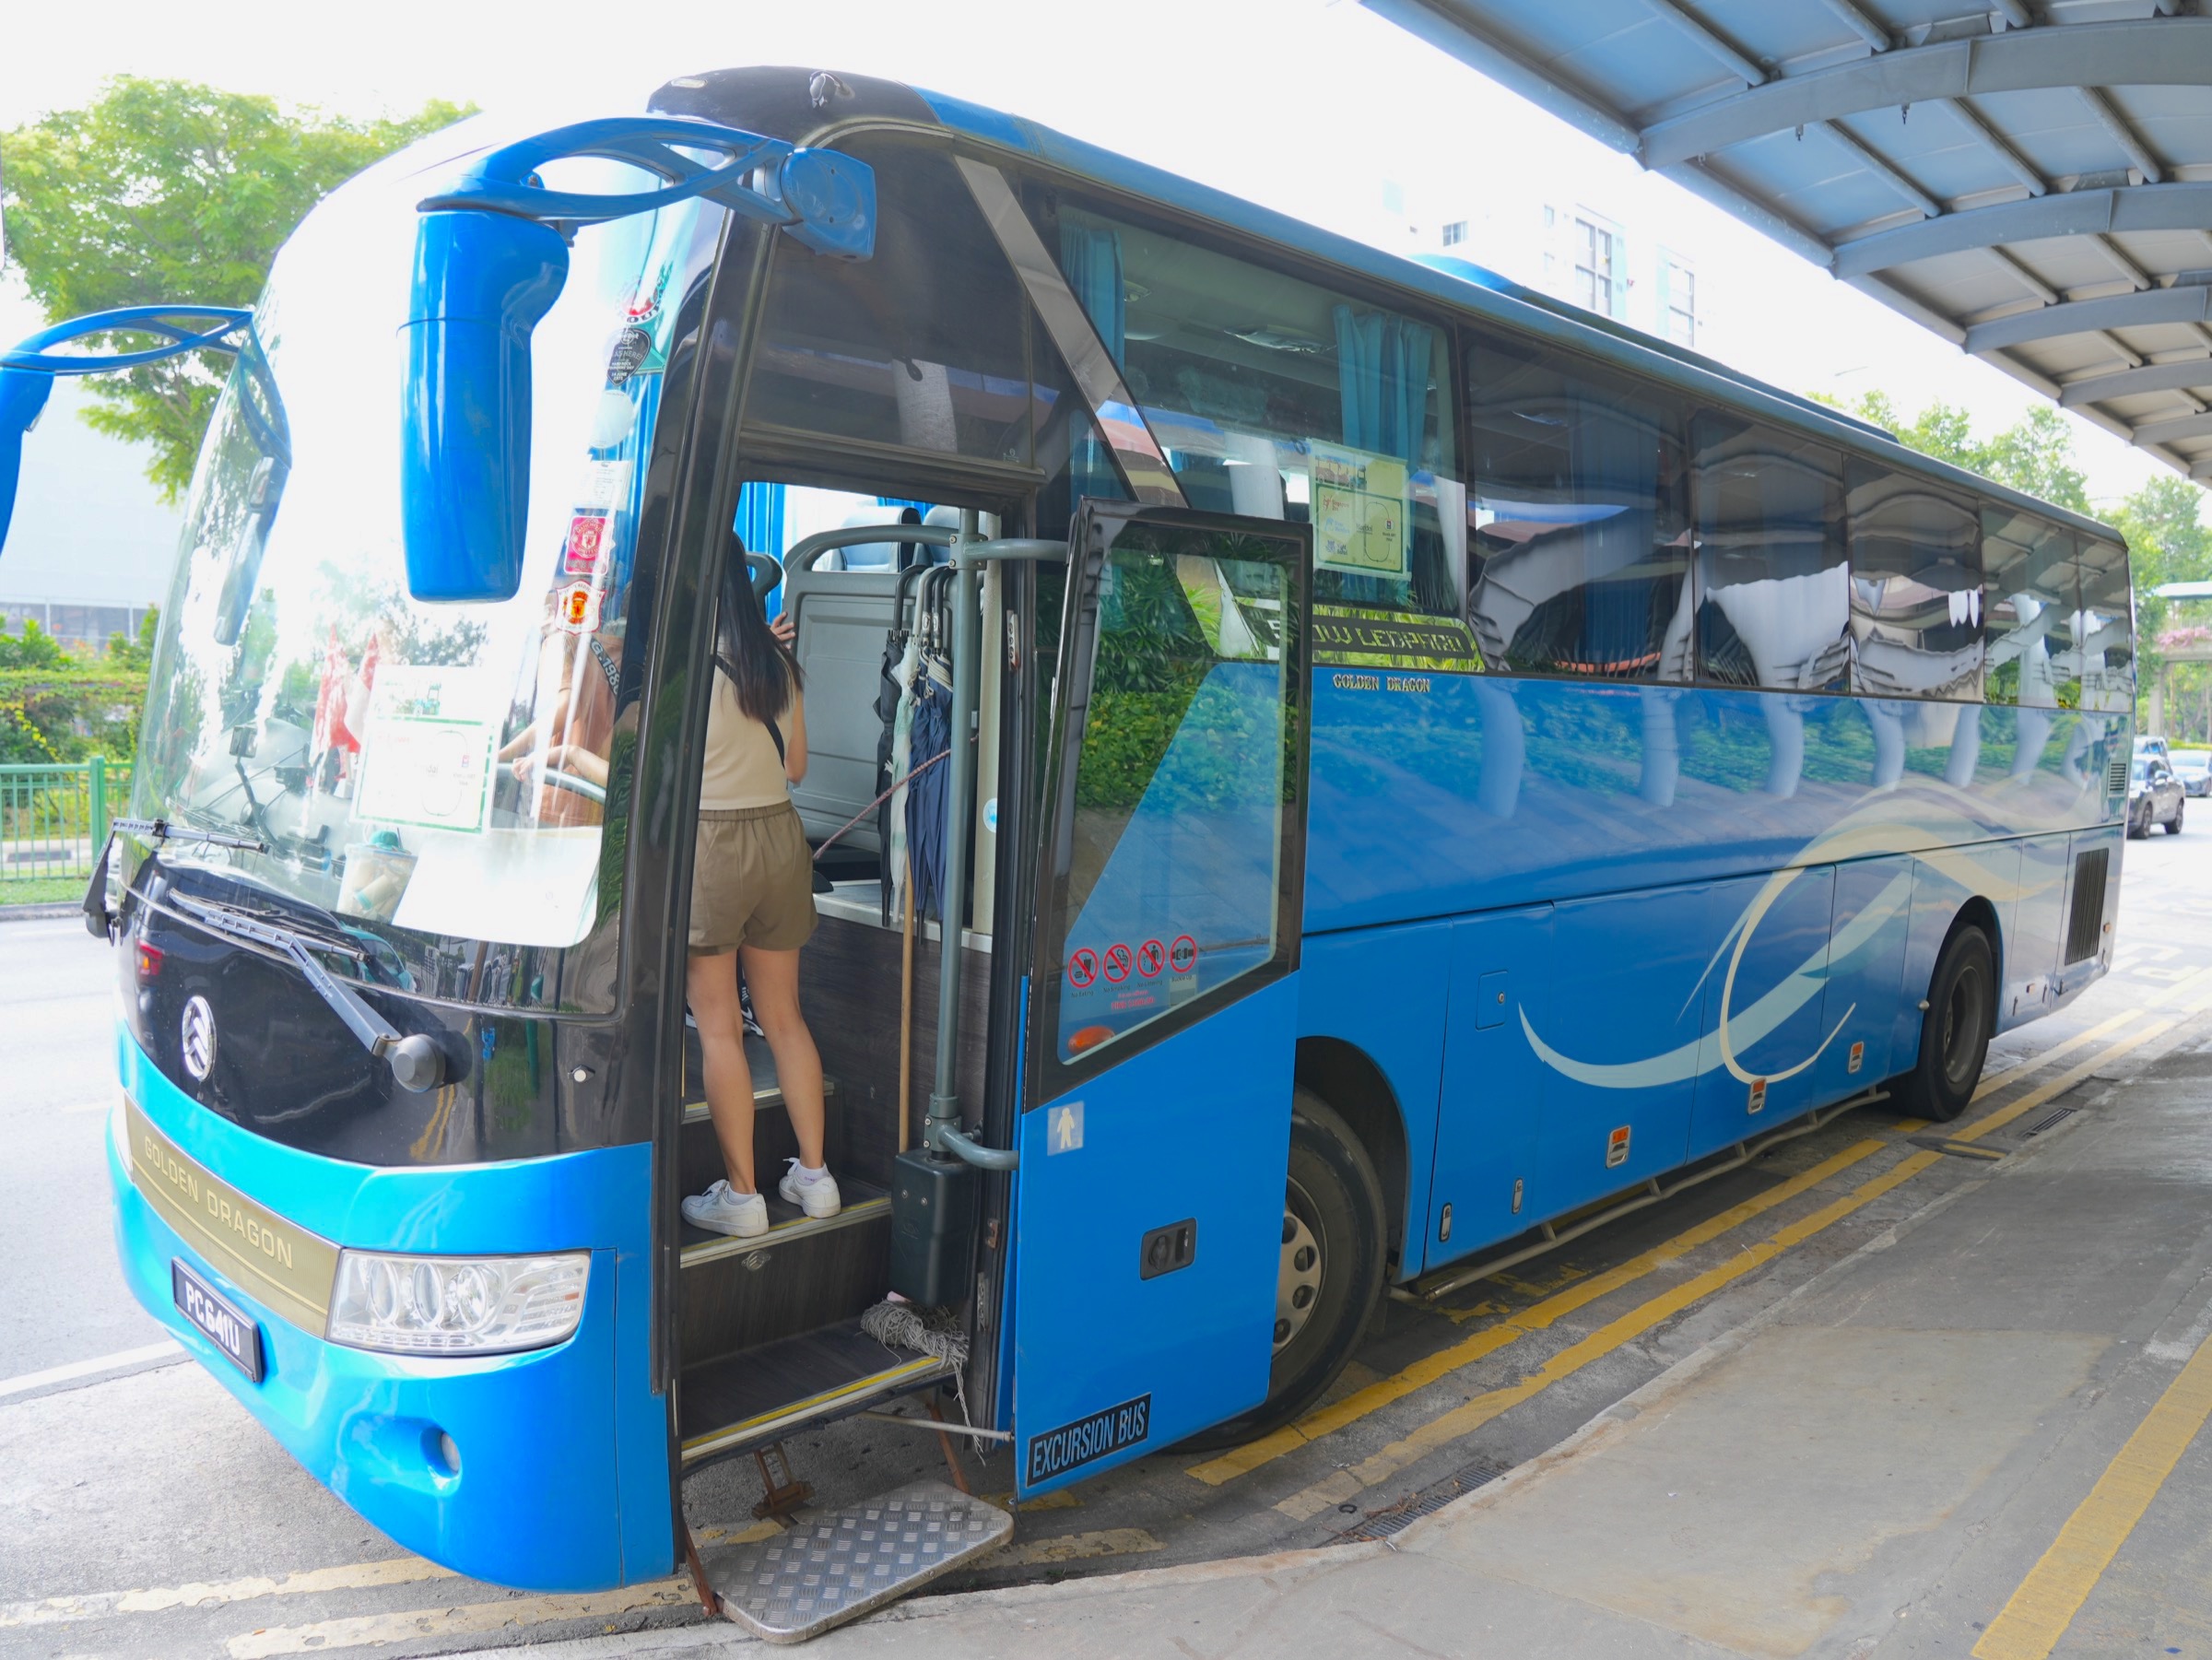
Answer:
[{"left": 1274, "top": 1206, "right": 1324, "bottom": 1353}]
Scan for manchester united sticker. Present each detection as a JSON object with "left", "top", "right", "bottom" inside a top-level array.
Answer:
[{"left": 555, "top": 580, "right": 603, "bottom": 635}]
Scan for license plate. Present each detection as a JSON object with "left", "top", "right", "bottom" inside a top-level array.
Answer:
[{"left": 172, "top": 1259, "right": 265, "bottom": 1382}]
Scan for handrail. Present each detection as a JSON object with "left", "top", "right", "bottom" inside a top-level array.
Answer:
[
  {"left": 922, "top": 531, "right": 1070, "bottom": 1172},
  {"left": 785, "top": 523, "right": 957, "bottom": 573}
]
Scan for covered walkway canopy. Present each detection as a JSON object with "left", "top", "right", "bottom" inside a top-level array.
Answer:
[{"left": 1363, "top": 0, "right": 2212, "bottom": 483}]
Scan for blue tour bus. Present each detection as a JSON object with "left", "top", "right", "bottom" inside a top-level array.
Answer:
[{"left": 0, "top": 64, "right": 2131, "bottom": 1642}]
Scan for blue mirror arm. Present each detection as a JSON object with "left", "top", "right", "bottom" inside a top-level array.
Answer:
[
  {"left": 417, "top": 115, "right": 876, "bottom": 259},
  {"left": 1, "top": 305, "right": 254, "bottom": 374},
  {"left": 2, "top": 305, "right": 257, "bottom": 557}
]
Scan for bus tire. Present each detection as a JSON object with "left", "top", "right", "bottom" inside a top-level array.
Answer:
[
  {"left": 1180, "top": 1089, "right": 1387, "bottom": 1451},
  {"left": 1893, "top": 925, "right": 1995, "bottom": 1124}
]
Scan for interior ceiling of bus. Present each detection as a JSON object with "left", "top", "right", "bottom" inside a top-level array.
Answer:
[{"left": 1360, "top": 0, "right": 2212, "bottom": 485}]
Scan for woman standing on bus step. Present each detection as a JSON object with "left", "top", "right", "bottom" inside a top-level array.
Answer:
[{"left": 682, "top": 545, "right": 840, "bottom": 1237}]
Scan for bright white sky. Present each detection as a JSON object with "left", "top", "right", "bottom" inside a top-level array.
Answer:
[{"left": 0, "top": 0, "right": 2180, "bottom": 522}]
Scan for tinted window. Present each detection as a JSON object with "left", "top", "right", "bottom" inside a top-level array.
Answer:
[
  {"left": 1845, "top": 463, "right": 1983, "bottom": 700},
  {"left": 1464, "top": 336, "right": 1690, "bottom": 678},
  {"left": 1981, "top": 509, "right": 2076, "bottom": 709},
  {"left": 746, "top": 138, "right": 1033, "bottom": 463},
  {"left": 1037, "top": 194, "right": 1462, "bottom": 618},
  {"left": 1692, "top": 417, "right": 1849, "bottom": 691},
  {"left": 2076, "top": 537, "right": 2134, "bottom": 712}
]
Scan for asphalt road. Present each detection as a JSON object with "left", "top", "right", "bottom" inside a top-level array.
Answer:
[{"left": 4, "top": 819, "right": 2210, "bottom": 1658}]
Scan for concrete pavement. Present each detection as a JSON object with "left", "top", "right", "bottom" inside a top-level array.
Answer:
[{"left": 488, "top": 1011, "right": 2212, "bottom": 1658}]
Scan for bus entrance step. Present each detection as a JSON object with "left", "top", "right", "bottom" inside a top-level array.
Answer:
[{"left": 707, "top": 1478, "right": 1011, "bottom": 1643}]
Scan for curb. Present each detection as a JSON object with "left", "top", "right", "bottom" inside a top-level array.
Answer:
[{"left": 0, "top": 902, "right": 82, "bottom": 924}]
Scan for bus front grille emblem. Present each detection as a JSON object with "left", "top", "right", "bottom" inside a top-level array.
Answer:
[{"left": 181, "top": 995, "right": 218, "bottom": 1082}]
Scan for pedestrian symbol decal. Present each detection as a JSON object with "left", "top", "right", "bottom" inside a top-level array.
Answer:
[
  {"left": 1137, "top": 939, "right": 1166, "bottom": 978},
  {"left": 1103, "top": 944, "right": 1134, "bottom": 983},
  {"left": 1067, "top": 948, "right": 1100, "bottom": 990},
  {"left": 1169, "top": 935, "right": 1197, "bottom": 974},
  {"left": 1047, "top": 1101, "right": 1084, "bottom": 1155}
]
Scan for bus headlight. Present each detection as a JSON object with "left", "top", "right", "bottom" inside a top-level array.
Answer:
[{"left": 326, "top": 1250, "right": 589, "bottom": 1355}]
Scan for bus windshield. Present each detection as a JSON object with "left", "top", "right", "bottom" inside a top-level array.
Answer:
[{"left": 131, "top": 129, "right": 712, "bottom": 1011}]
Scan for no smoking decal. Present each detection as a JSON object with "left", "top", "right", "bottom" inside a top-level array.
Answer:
[{"left": 1103, "top": 944, "right": 1135, "bottom": 984}]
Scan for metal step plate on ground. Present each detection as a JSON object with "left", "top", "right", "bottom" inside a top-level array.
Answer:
[{"left": 709, "top": 1478, "right": 1013, "bottom": 1643}]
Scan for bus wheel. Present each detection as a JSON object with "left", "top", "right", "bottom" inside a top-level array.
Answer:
[
  {"left": 1894, "top": 925, "right": 1994, "bottom": 1124},
  {"left": 1181, "top": 1089, "right": 1386, "bottom": 1450}
]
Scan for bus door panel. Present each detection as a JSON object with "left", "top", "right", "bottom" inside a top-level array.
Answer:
[
  {"left": 1013, "top": 503, "right": 1310, "bottom": 1497},
  {"left": 1427, "top": 905, "right": 1554, "bottom": 1271},
  {"left": 1533, "top": 885, "right": 1713, "bottom": 1215},
  {"left": 1687, "top": 865, "right": 1836, "bottom": 1160},
  {"left": 1810, "top": 855, "right": 1914, "bottom": 1102},
  {"left": 2005, "top": 834, "right": 2070, "bottom": 1026}
]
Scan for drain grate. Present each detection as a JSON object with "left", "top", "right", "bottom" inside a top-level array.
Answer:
[
  {"left": 2023, "top": 1106, "right": 2077, "bottom": 1137},
  {"left": 1335, "top": 1456, "right": 1512, "bottom": 1542}
]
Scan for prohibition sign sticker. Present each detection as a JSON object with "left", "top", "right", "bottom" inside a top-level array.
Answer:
[
  {"left": 1169, "top": 935, "right": 1198, "bottom": 973},
  {"left": 1103, "top": 944, "right": 1135, "bottom": 983},
  {"left": 1067, "top": 948, "right": 1100, "bottom": 990},
  {"left": 1136, "top": 938, "right": 1166, "bottom": 978}
]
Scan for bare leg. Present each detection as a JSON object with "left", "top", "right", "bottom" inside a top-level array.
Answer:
[
  {"left": 739, "top": 945, "right": 827, "bottom": 1170},
  {"left": 687, "top": 949, "right": 757, "bottom": 1194}
]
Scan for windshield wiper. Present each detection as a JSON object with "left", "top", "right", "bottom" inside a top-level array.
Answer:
[
  {"left": 113, "top": 817, "right": 269, "bottom": 853},
  {"left": 171, "top": 895, "right": 446, "bottom": 1092}
]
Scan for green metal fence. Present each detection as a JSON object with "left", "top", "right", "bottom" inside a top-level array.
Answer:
[{"left": 1, "top": 759, "right": 129, "bottom": 887}]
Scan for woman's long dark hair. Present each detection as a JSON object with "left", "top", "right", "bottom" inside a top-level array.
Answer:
[{"left": 715, "top": 536, "right": 802, "bottom": 724}]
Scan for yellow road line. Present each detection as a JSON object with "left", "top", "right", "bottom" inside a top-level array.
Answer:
[
  {"left": 1271, "top": 1149, "right": 1943, "bottom": 1521},
  {"left": 226, "top": 1581, "right": 697, "bottom": 1658},
  {"left": 1972, "top": 1331, "right": 2212, "bottom": 1660},
  {"left": 1952, "top": 1020, "right": 2176, "bottom": 1146},
  {"left": 1975, "top": 1009, "right": 2145, "bottom": 1098},
  {"left": 1184, "top": 1136, "right": 1892, "bottom": 1486},
  {"left": 0, "top": 1557, "right": 455, "bottom": 1631},
  {"left": 994, "top": 1527, "right": 1162, "bottom": 1567},
  {"left": 2147, "top": 962, "right": 2212, "bottom": 1008}
]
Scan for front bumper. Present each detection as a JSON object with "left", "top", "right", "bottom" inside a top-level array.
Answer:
[{"left": 107, "top": 1030, "right": 670, "bottom": 1591}]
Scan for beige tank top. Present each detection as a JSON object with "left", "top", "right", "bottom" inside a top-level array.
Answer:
[{"left": 700, "top": 667, "right": 794, "bottom": 811}]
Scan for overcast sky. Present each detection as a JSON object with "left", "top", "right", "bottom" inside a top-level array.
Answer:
[{"left": 1, "top": 0, "right": 2179, "bottom": 539}]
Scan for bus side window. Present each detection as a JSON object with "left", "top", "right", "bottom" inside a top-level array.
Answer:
[
  {"left": 1982, "top": 509, "right": 2077, "bottom": 711},
  {"left": 1845, "top": 463, "right": 1983, "bottom": 701},
  {"left": 1691, "top": 416, "right": 1849, "bottom": 692},
  {"left": 1463, "top": 335, "right": 1691, "bottom": 680},
  {"left": 1024, "top": 189, "right": 1463, "bottom": 619},
  {"left": 2076, "top": 538, "right": 2134, "bottom": 713}
]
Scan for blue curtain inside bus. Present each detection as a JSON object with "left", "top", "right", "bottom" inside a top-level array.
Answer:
[
  {"left": 1332, "top": 307, "right": 1437, "bottom": 606},
  {"left": 736, "top": 482, "right": 786, "bottom": 617},
  {"left": 1061, "top": 225, "right": 1127, "bottom": 509}
]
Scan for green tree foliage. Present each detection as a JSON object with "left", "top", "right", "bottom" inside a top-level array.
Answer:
[
  {"left": 2, "top": 78, "right": 470, "bottom": 497},
  {"left": 1818, "top": 391, "right": 2090, "bottom": 513}
]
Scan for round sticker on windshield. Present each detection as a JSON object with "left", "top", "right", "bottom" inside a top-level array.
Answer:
[{"left": 556, "top": 581, "right": 603, "bottom": 635}]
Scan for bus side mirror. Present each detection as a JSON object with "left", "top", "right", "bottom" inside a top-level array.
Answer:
[
  {"left": 0, "top": 367, "right": 55, "bottom": 552},
  {"left": 397, "top": 211, "right": 569, "bottom": 605}
]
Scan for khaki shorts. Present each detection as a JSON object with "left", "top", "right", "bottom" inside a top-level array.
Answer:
[{"left": 688, "top": 803, "right": 818, "bottom": 954}]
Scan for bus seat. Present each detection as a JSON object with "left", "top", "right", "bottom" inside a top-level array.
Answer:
[{"left": 782, "top": 521, "right": 911, "bottom": 856}]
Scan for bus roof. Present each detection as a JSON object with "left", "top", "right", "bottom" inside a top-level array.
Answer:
[{"left": 909, "top": 86, "right": 2125, "bottom": 550}]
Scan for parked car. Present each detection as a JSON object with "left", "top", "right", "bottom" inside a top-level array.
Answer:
[
  {"left": 2129, "top": 756, "right": 2186, "bottom": 838},
  {"left": 2172, "top": 749, "right": 2212, "bottom": 799}
]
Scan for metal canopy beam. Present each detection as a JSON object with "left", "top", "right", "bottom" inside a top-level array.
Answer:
[
  {"left": 1641, "top": 18, "right": 2212, "bottom": 168},
  {"left": 1832, "top": 182, "right": 2212, "bottom": 279},
  {"left": 2129, "top": 410, "right": 2212, "bottom": 446},
  {"left": 2059, "top": 357, "right": 2212, "bottom": 408},
  {"left": 1964, "top": 285, "right": 2212, "bottom": 355}
]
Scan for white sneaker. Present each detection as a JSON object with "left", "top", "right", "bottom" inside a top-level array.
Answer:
[
  {"left": 779, "top": 1160, "right": 842, "bottom": 1219},
  {"left": 683, "top": 1181, "right": 768, "bottom": 1237}
]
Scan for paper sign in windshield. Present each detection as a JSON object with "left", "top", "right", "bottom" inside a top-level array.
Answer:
[
  {"left": 356, "top": 667, "right": 498, "bottom": 835},
  {"left": 1310, "top": 439, "right": 1408, "bottom": 579}
]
